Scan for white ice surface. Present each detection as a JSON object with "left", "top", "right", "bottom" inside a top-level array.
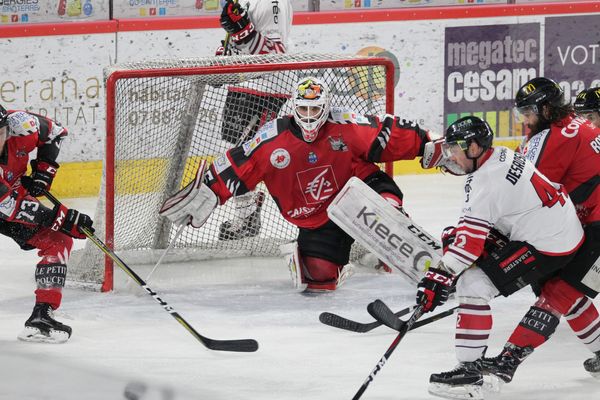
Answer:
[{"left": 1, "top": 174, "right": 598, "bottom": 400}]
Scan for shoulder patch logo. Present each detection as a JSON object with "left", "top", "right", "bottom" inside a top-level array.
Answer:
[
  {"left": 270, "top": 148, "right": 291, "bottom": 169},
  {"left": 328, "top": 136, "right": 348, "bottom": 152}
]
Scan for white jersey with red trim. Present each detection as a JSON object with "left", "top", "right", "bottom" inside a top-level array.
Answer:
[
  {"left": 442, "top": 146, "right": 584, "bottom": 275},
  {"left": 231, "top": 0, "right": 292, "bottom": 56}
]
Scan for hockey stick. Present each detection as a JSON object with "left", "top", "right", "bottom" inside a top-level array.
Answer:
[
  {"left": 319, "top": 305, "right": 416, "bottom": 333},
  {"left": 42, "top": 190, "right": 259, "bottom": 353},
  {"left": 144, "top": 223, "right": 186, "bottom": 283},
  {"left": 352, "top": 304, "right": 425, "bottom": 400},
  {"left": 320, "top": 303, "right": 457, "bottom": 334},
  {"left": 368, "top": 299, "right": 458, "bottom": 333}
]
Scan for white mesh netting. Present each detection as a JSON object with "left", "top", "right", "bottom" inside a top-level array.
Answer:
[{"left": 69, "top": 53, "right": 392, "bottom": 289}]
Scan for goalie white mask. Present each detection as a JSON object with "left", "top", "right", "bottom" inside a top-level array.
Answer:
[{"left": 292, "top": 77, "right": 330, "bottom": 143}]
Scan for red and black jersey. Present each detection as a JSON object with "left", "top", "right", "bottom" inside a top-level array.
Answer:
[
  {"left": 520, "top": 115, "right": 600, "bottom": 225},
  {"left": 206, "top": 108, "right": 428, "bottom": 229},
  {"left": 0, "top": 111, "right": 67, "bottom": 225}
]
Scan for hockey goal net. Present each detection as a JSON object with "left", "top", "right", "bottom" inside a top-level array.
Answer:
[{"left": 70, "top": 53, "right": 395, "bottom": 291}]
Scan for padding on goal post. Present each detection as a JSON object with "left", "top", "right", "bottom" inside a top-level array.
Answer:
[{"left": 69, "top": 53, "right": 395, "bottom": 291}]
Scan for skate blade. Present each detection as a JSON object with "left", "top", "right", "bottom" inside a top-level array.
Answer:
[
  {"left": 17, "top": 326, "right": 70, "bottom": 344},
  {"left": 482, "top": 374, "right": 504, "bottom": 393},
  {"left": 428, "top": 382, "right": 484, "bottom": 400}
]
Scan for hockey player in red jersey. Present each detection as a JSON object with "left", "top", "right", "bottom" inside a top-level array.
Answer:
[
  {"left": 476, "top": 78, "right": 600, "bottom": 384},
  {"left": 416, "top": 116, "right": 584, "bottom": 400},
  {"left": 160, "top": 76, "right": 434, "bottom": 292},
  {"left": 575, "top": 86, "right": 600, "bottom": 129},
  {"left": 0, "top": 105, "right": 93, "bottom": 343},
  {"left": 215, "top": 0, "right": 294, "bottom": 241}
]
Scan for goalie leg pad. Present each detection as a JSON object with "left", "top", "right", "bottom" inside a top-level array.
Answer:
[
  {"left": 327, "top": 177, "right": 442, "bottom": 285},
  {"left": 280, "top": 242, "right": 307, "bottom": 291}
]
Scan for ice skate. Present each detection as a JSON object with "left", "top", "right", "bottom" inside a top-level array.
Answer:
[
  {"left": 428, "top": 360, "right": 484, "bottom": 400},
  {"left": 583, "top": 351, "right": 600, "bottom": 379},
  {"left": 17, "top": 303, "right": 72, "bottom": 344},
  {"left": 481, "top": 344, "right": 533, "bottom": 391},
  {"left": 219, "top": 191, "right": 265, "bottom": 241}
]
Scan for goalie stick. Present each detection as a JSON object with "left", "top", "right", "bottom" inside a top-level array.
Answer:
[
  {"left": 352, "top": 304, "right": 426, "bottom": 400},
  {"left": 42, "top": 190, "right": 259, "bottom": 353}
]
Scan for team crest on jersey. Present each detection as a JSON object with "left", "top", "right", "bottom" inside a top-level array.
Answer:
[
  {"left": 328, "top": 136, "right": 348, "bottom": 152},
  {"left": 270, "top": 148, "right": 290, "bottom": 169},
  {"left": 308, "top": 152, "right": 318, "bottom": 163},
  {"left": 297, "top": 165, "right": 339, "bottom": 204}
]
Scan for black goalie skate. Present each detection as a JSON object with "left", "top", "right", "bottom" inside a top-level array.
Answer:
[
  {"left": 17, "top": 303, "right": 72, "bottom": 344},
  {"left": 219, "top": 191, "right": 265, "bottom": 241},
  {"left": 428, "top": 360, "right": 484, "bottom": 400},
  {"left": 584, "top": 351, "right": 600, "bottom": 379}
]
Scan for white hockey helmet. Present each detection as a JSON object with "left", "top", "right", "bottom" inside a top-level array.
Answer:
[{"left": 292, "top": 77, "right": 330, "bottom": 142}]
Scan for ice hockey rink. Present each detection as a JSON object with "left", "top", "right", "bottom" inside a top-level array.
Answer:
[{"left": 1, "top": 174, "right": 598, "bottom": 400}]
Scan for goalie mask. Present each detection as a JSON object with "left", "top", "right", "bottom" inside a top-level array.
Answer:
[
  {"left": 292, "top": 77, "right": 330, "bottom": 142},
  {"left": 0, "top": 104, "right": 7, "bottom": 147}
]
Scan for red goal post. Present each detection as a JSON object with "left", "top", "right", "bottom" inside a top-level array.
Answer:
[{"left": 71, "top": 54, "right": 395, "bottom": 291}]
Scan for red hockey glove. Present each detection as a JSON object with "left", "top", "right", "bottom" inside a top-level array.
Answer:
[
  {"left": 421, "top": 138, "right": 445, "bottom": 169},
  {"left": 220, "top": 0, "right": 256, "bottom": 44},
  {"left": 50, "top": 204, "right": 94, "bottom": 240},
  {"left": 441, "top": 226, "right": 457, "bottom": 254},
  {"left": 416, "top": 267, "right": 454, "bottom": 312},
  {"left": 24, "top": 159, "right": 59, "bottom": 197}
]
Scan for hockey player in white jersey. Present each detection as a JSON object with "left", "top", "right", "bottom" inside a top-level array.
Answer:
[
  {"left": 415, "top": 116, "right": 584, "bottom": 400},
  {"left": 216, "top": 0, "right": 293, "bottom": 241}
]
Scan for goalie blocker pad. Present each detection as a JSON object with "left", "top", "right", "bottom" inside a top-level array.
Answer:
[{"left": 327, "top": 177, "right": 442, "bottom": 285}]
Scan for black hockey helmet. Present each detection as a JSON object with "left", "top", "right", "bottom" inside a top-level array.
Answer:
[
  {"left": 574, "top": 87, "right": 600, "bottom": 114},
  {"left": 445, "top": 116, "right": 494, "bottom": 151},
  {"left": 0, "top": 104, "right": 8, "bottom": 128},
  {"left": 514, "top": 77, "right": 565, "bottom": 115}
]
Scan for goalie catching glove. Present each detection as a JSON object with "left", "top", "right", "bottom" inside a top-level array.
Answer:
[{"left": 159, "top": 161, "right": 218, "bottom": 228}]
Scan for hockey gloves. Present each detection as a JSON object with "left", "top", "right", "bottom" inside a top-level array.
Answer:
[
  {"left": 416, "top": 267, "right": 454, "bottom": 312},
  {"left": 24, "top": 159, "right": 59, "bottom": 197},
  {"left": 441, "top": 226, "right": 457, "bottom": 254},
  {"left": 50, "top": 204, "right": 94, "bottom": 240},
  {"left": 421, "top": 138, "right": 445, "bottom": 169},
  {"left": 159, "top": 163, "right": 218, "bottom": 228},
  {"left": 220, "top": 0, "right": 256, "bottom": 44}
]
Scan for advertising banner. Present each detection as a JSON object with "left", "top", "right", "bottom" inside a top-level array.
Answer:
[
  {"left": 444, "top": 23, "right": 540, "bottom": 138},
  {"left": 316, "top": 0, "right": 505, "bottom": 11},
  {"left": 544, "top": 14, "right": 600, "bottom": 102},
  {"left": 0, "top": 0, "right": 109, "bottom": 24}
]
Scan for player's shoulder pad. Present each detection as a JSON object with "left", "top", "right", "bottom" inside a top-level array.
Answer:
[
  {"left": 328, "top": 107, "right": 373, "bottom": 126},
  {"left": 242, "top": 118, "right": 280, "bottom": 157},
  {"left": 7, "top": 111, "right": 40, "bottom": 138}
]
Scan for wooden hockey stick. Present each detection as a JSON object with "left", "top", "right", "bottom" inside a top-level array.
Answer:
[{"left": 42, "top": 190, "right": 259, "bottom": 353}]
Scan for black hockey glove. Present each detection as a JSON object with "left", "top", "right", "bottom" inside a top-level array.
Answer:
[
  {"left": 220, "top": 0, "right": 256, "bottom": 44},
  {"left": 50, "top": 204, "right": 94, "bottom": 240},
  {"left": 416, "top": 267, "right": 454, "bottom": 312},
  {"left": 24, "top": 159, "right": 59, "bottom": 197}
]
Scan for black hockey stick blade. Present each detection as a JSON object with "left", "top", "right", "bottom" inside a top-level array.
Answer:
[
  {"left": 367, "top": 299, "right": 404, "bottom": 331},
  {"left": 319, "top": 305, "right": 415, "bottom": 333}
]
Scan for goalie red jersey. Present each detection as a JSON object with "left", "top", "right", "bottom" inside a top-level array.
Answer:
[{"left": 206, "top": 108, "right": 428, "bottom": 229}]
